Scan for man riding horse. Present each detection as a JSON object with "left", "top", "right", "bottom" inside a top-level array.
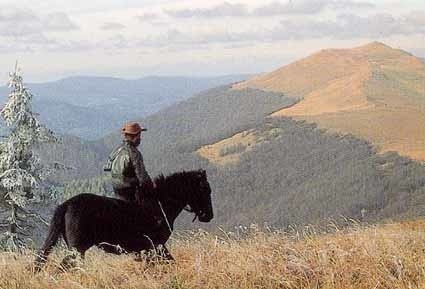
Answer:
[
  {"left": 33, "top": 122, "right": 214, "bottom": 272},
  {"left": 105, "top": 122, "right": 154, "bottom": 202}
]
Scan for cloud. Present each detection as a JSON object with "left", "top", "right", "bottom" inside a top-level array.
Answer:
[
  {"left": 42, "top": 12, "right": 79, "bottom": 31},
  {"left": 329, "top": 0, "right": 375, "bottom": 9},
  {"left": 139, "top": 27, "right": 266, "bottom": 49},
  {"left": 0, "top": 7, "right": 41, "bottom": 37},
  {"left": 138, "top": 11, "right": 425, "bottom": 50},
  {"left": 0, "top": 7, "right": 79, "bottom": 38},
  {"left": 253, "top": 1, "right": 328, "bottom": 16},
  {"left": 0, "top": 5, "right": 421, "bottom": 55},
  {"left": 0, "top": 6, "right": 39, "bottom": 22},
  {"left": 165, "top": 2, "right": 248, "bottom": 18},
  {"left": 253, "top": 0, "right": 374, "bottom": 16},
  {"left": 267, "top": 13, "right": 424, "bottom": 40},
  {"left": 99, "top": 34, "right": 129, "bottom": 49},
  {"left": 100, "top": 22, "right": 126, "bottom": 30},
  {"left": 0, "top": 8, "right": 80, "bottom": 52},
  {"left": 404, "top": 10, "right": 425, "bottom": 26},
  {"left": 165, "top": 1, "right": 375, "bottom": 18},
  {"left": 0, "top": 33, "right": 58, "bottom": 52},
  {"left": 335, "top": 13, "right": 414, "bottom": 39},
  {"left": 38, "top": 34, "right": 131, "bottom": 53},
  {"left": 136, "top": 12, "right": 160, "bottom": 22}
]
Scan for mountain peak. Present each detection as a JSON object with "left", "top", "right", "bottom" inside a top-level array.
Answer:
[
  {"left": 355, "top": 41, "right": 411, "bottom": 57},
  {"left": 312, "top": 42, "right": 394, "bottom": 56},
  {"left": 233, "top": 42, "right": 425, "bottom": 160},
  {"left": 233, "top": 42, "right": 418, "bottom": 96},
  {"left": 359, "top": 41, "right": 391, "bottom": 50}
]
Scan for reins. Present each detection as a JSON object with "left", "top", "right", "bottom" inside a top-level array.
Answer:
[
  {"left": 157, "top": 200, "right": 173, "bottom": 234},
  {"left": 157, "top": 195, "right": 198, "bottom": 236},
  {"left": 152, "top": 172, "right": 201, "bottom": 234}
]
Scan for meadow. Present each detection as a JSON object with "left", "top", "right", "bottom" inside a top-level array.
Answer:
[{"left": 1, "top": 219, "right": 424, "bottom": 289}]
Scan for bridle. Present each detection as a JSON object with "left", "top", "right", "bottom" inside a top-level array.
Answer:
[
  {"left": 157, "top": 197, "right": 199, "bottom": 236},
  {"left": 183, "top": 205, "right": 198, "bottom": 222},
  {"left": 155, "top": 174, "right": 209, "bottom": 233}
]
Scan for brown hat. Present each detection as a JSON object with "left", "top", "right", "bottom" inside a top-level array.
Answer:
[{"left": 121, "top": 122, "right": 147, "bottom": 135}]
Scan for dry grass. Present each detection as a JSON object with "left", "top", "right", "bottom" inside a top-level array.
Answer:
[
  {"left": 229, "top": 41, "right": 425, "bottom": 161},
  {"left": 233, "top": 45, "right": 368, "bottom": 98},
  {"left": 196, "top": 129, "right": 257, "bottom": 166},
  {"left": 1, "top": 220, "right": 425, "bottom": 289},
  {"left": 196, "top": 128, "right": 282, "bottom": 166}
]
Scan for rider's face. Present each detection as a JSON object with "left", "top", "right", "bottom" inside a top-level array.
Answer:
[
  {"left": 126, "top": 133, "right": 141, "bottom": 146},
  {"left": 133, "top": 133, "right": 141, "bottom": 146}
]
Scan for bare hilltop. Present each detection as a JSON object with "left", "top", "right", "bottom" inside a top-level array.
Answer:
[{"left": 231, "top": 42, "right": 425, "bottom": 161}]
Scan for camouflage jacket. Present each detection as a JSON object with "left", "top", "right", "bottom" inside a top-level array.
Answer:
[{"left": 110, "top": 140, "right": 152, "bottom": 190}]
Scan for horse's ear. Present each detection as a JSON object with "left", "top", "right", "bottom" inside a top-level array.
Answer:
[
  {"left": 195, "top": 169, "right": 204, "bottom": 179},
  {"left": 198, "top": 169, "right": 207, "bottom": 179}
]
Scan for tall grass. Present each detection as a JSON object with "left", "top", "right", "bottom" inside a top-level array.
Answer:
[{"left": 1, "top": 220, "right": 424, "bottom": 289}]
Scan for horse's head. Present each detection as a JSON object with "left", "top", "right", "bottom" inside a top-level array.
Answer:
[{"left": 186, "top": 169, "right": 214, "bottom": 222}]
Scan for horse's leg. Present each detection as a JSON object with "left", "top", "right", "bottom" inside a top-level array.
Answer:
[
  {"left": 134, "top": 251, "right": 144, "bottom": 262},
  {"left": 97, "top": 243, "right": 126, "bottom": 255},
  {"left": 141, "top": 244, "right": 174, "bottom": 265},
  {"left": 58, "top": 218, "right": 90, "bottom": 272},
  {"left": 155, "top": 244, "right": 174, "bottom": 261},
  {"left": 58, "top": 252, "right": 78, "bottom": 272},
  {"left": 32, "top": 204, "right": 68, "bottom": 273},
  {"left": 58, "top": 243, "right": 90, "bottom": 271}
]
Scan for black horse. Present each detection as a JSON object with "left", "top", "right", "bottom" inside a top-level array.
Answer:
[{"left": 34, "top": 169, "right": 213, "bottom": 271}]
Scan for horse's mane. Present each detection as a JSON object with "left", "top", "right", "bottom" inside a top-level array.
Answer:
[{"left": 153, "top": 170, "right": 199, "bottom": 199}]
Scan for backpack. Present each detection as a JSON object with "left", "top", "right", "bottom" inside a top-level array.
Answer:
[{"left": 103, "top": 145, "right": 127, "bottom": 172}]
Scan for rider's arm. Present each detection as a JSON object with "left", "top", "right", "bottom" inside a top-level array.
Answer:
[
  {"left": 111, "top": 152, "right": 139, "bottom": 189},
  {"left": 111, "top": 152, "right": 130, "bottom": 178},
  {"left": 129, "top": 148, "right": 152, "bottom": 187}
]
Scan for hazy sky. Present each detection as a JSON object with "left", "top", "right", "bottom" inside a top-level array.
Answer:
[{"left": 0, "top": 0, "right": 424, "bottom": 82}]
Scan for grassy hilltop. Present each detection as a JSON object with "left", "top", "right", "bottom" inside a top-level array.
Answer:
[
  {"left": 1, "top": 219, "right": 424, "bottom": 289},
  {"left": 234, "top": 42, "right": 425, "bottom": 161}
]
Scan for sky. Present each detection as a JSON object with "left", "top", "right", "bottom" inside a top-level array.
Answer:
[{"left": 0, "top": 0, "right": 424, "bottom": 82}]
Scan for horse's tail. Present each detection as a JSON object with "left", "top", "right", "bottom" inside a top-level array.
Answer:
[{"left": 34, "top": 203, "right": 67, "bottom": 272}]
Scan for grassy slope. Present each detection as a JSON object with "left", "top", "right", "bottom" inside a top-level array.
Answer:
[
  {"left": 1, "top": 220, "right": 425, "bottom": 289},
  {"left": 234, "top": 42, "right": 425, "bottom": 161}
]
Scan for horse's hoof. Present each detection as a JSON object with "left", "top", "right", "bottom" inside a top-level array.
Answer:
[
  {"left": 134, "top": 256, "right": 145, "bottom": 262},
  {"left": 26, "top": 264, "right": 38, "bottom": 274}
]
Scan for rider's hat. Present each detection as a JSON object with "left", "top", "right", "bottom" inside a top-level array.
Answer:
[{"left": 121, "top": 122, "right": 147, "bottom": 135}]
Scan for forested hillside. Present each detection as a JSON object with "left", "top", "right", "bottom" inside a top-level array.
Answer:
[
  {"left": 35, "top": 85, "right": 292, "bottom": 180},
  {"left": 208, "top": 118, "right": 425, "bottom": 227},
  {"left": 49, "top": 85, "right": 425, "bottom": 231},
  {"left": 97, "top": 85, "right": 295, "bottom": 172}
]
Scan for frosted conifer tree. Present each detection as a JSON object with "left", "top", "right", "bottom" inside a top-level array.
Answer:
[{"left": 0, "top": 63, "right": 57, "bottom": 251}]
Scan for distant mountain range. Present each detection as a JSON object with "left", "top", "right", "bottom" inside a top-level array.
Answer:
[{"left": 0, "top": 74, "right": 251, "bottom": 139}]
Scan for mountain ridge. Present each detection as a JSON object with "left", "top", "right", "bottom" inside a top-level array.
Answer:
[
  {"left": 229, "top": 42, "right": 425, "bottom": 161},
  {"left": 0, "top": 74, "right": 252, "bottom": 139}
]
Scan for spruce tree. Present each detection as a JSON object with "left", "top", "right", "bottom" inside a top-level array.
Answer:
[{"left": 0, "top": 63, "right": 57, "bottom": 251}]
